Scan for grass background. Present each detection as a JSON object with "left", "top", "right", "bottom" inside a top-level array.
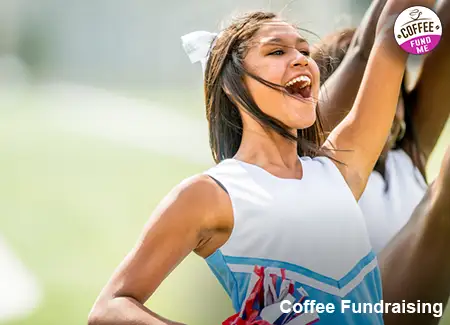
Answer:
[{"left": 0, "top": 85, "right": 448, "bottom": 325}]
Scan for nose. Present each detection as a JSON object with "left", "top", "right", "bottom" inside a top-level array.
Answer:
[{"left": 291, "top": 52, "right": 309, "bottom": 68}]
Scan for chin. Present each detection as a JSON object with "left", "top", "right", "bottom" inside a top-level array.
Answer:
[
  {"left": 285, "top": 98, "right": 317, "bottom": 125},
  {"left": 289, "top": 108, "right": 317, "bottom": 130},
  {"left": 286, "top": 118, "right": 316, "bottom": 131}
]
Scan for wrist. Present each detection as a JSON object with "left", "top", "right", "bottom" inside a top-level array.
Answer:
[
  {"left": 376, "top": 13, "right": 398, "bottom": 37},
  {"left": 371, "top": 36, "right": 409, "bottom": 66}
]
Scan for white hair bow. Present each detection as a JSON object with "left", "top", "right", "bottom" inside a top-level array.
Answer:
[{"left": 181, "top": 30, "right": 218, "bottom": 74}]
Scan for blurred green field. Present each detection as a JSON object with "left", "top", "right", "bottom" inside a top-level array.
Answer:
[
  {"left": 0, "top": 88, "right": 233, "bottom": 325},
  {"left": 0, "top": 86, "right": 448, "bottom": 325}
]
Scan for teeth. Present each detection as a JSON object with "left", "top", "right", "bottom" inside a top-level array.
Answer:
[{"left": 285, "top": 75, "right": 311, "bottom": 88}]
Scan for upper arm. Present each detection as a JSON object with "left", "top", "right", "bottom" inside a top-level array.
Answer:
[
  {"left": 406, "top": 0, "right": 450, "bottom": 162},
  {"left": 95, "top": 174, "right": 229, "bottom": 305},
  {"left": 322, "top": 41, "right": 408, "bottom": 198}
]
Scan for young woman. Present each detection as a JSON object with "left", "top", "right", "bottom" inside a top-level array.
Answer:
[
  {"left": 88, "top": 1, "right": 430, "bottom": 324},
  {"left": 312, "top": 0, "right": 450, "bottom": 254}
]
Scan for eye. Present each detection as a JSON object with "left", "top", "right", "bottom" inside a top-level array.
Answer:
[
  {"left": 300, "top": 50, "right": 310, "bottom": 56},
  {"left": 269, "top": 49, "right": 285, "bottom": 56}
]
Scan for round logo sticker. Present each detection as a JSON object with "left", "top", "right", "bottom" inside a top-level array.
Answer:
[{"left": 394, "top": 6, "right": 442, "bottom": 55}]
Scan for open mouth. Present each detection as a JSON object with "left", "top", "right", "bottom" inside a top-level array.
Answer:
[{"left": 284, "top": 75, "right": 312, "bottom": 100}]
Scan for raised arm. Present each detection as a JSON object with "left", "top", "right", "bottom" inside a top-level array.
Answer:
[
  {"left": 88, "top": 175, "right": 231, "bottom": 325},
  {"left": 404, "top": 0, "right": 450, "bottom": 165},
  {"left": 323, "top": 0, "right": 435, "bottom": 199},
  {"left": 316, "top": 0, "right": 387, "bottom": 133}
]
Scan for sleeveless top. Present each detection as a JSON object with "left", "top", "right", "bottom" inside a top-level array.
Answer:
[
  {"left": 358, "top": 149, "right": 427, "bottom": 254},
  {"left": 203, "top": 156, "right": 384, "bottom": 324}
]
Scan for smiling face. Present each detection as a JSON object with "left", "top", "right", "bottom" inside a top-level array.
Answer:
[
  {"left": 240, "top": 20, "right": 321, "bottom": 130},
  {"left": 204, "top": 12, "right": 326, "bottom": 162}
]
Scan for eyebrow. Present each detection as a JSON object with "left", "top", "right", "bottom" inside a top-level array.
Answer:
[{"left": 260, "top": 36, "right": 308, "bottom": 46}]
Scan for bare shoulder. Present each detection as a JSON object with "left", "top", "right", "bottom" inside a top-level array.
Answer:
[
  {"left": 158, "top": 173, "right": 233, "bottom": 256},
  {"left": 162, "top": 173, "right": 231, "bottom": 223},
  {"left": 172, "top": 173, "right": 225, "bottom": 204}
]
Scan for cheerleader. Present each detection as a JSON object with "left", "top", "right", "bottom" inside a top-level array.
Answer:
[{"left": 88, "top": 1, "right": 431, "bottom": 324}]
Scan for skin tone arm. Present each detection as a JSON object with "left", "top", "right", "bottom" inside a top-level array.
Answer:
[
  {"left": 87, "top": 175, "right": 232, "bottom": 325},
  {"left": 376, "top": 4, "right": 450, "bottom": 318},
  {"left": 406, "top": 0, "right": 450, "bottom": 165},
  {"left": 318, "top": 0, "right": 387, "bottom": 133},
  {"left": 323, "top": 0, "right": 436, "bottom": 199},
  {"left": 320, "top": 0, "right": 449, "bottom": 170},
  {"left": 379, "top": 145, "right": 450, "bottom": 325}
]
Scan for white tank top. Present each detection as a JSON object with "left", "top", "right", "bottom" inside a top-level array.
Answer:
[
  {"left": 204, "top": 156, "right": 384, "bottom": 325},
  {"left": 358, "top": 149, "right": 427, "bottom": 254}
]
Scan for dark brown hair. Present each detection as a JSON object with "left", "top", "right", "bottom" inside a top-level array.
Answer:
[
  {"left": 310, "top": 28, "right": 356, "bottom": 85},
  {"left": 203, "top": 11, "right": 328, "bottom": 164}
]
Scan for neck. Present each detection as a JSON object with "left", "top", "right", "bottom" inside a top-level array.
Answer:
[{"left": 235, "top": 122, "right": 299, "bottom": 169}]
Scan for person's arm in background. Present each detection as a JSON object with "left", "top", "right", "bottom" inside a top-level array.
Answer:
[
  {"left": 379, "top": 145, "right": 450, "bottom": 325},
  {"left": 317, "top": 0, "right": 387, "bottom": 132},
  {"left": 402, "top": 0, "right": 450, "bottom": 172}
]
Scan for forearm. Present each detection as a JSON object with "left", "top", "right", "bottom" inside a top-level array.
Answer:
[
  {"left": 88, "top": 297, "right": 185, "bottom": 325},
  {"left": 379, "top": 149, "right": 450, "bottom": 325}
]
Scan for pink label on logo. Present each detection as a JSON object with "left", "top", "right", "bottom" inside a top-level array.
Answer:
[{"left": 399, "top": 34, "right": 441, "bottom": 55}]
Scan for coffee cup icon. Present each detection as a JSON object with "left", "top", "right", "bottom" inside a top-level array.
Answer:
[{"left": 409, "top": 8, "right": 422, "bottom": 21}]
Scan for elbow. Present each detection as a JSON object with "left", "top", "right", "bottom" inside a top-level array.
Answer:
[
  {"left": 350, "top": 44, "right": 371, "bottom": 63},
  {"left": 88, "top": 300, "right": 110, "bottom": 325},
  {"left": 87, "top": 309, "right": 103, "bottom": 325},
  {"left": 88, "top": 314, "right": 101, "bottom": 325},
  {"left": 87, "top": 315, "right": 101, "bottom": 325}
]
